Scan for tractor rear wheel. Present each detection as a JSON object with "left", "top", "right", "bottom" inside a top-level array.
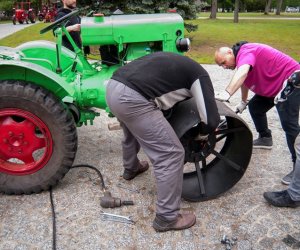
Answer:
[
  {"left": 167, "top": 99, "right": 253, "bottom": 201},
  {"left": 0, "top": 80, "right": 78, "bottom": 194}
]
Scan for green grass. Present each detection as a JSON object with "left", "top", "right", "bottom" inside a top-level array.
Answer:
[
  {"left": 1, "top": 18, "right": 300, "bottom": 64},
  {"left": 0, "top": 23, "right": 54, "bottom": 47},
  {"left": 185, "top": 18, "right": 300, "bottom": 63},
  {"left": 199, "top": 11, "right": 300, "bottom": 18}
]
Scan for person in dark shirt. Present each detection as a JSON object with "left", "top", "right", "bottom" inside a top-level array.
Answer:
[
  {"left": 106, "top": 52, "right": 220, "bottom": 232},
  {"left": 264, "top": 71, "right": 300, "bottom": 208},
  {"left": 55, "top": 0, "right": 81, "bottom": 52}
]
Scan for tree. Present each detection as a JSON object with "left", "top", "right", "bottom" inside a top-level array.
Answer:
[
  {"left": 83, "top": 0, "right": 198, "bottom": 32},
  {"left": 276, "top": 0, "right": 283, "bottom": 15},
  {"left": 233, "top": 0, "right": 239, "bottom": 23},
  {"left": 264, "top": 0, "right": 272, "bottom": 15},
  {"left": 89, "top": 0, "right": 198, "bottom": 20},
  {"left": 210, "top": 0, "right": 218, "bottom": 19}
]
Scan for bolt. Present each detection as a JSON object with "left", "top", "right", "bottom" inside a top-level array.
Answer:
[
  {"left": 23, "top": 141, "right": 28, "bottom": 145},
  {"left": 8, "top": 146, "right": 12, "bottom": 151},
  {"left": 19, "top": 133, "right": 24, "bottom": 139},
  {"left": 3, "top": 138, "right": 8, "bottom": 143},
  {"left": 18, "top": 149, "right": 22, "bottom": 154},
  {"left": 8, "top": 131, "right": 13, "bottom": 137},
  {"left": 221, "top": 235, "right": 228, "bottom": 244}
]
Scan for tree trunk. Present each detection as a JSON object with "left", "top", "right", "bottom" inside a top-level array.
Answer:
[
  {"left": 264, "top": 0, "right": 272, "bottom": 15},
  {"left": 210, "top": 0, "right": 218, "bottom": 19},
  {"left": 276, "top": 0, "right": 283, "bottom": 15},
  {"left": 234, "top": 0, "right": 239, "bottom": 23}
]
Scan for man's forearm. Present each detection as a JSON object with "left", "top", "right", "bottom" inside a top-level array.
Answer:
[
  {"left": 225, "top": 64, "right": 250, "bottom": 96},
  {"left": 241, "top": 85, "right": 249, "bottom": 102}
]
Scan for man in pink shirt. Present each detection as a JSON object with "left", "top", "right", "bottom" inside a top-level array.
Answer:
[{"left": 215, "top": 42, "right": 300, "bottom": 185}]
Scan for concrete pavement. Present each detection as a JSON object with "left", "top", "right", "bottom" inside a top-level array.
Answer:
[{"left": 0, "top": 22, "right": 37, "bottom": 40}]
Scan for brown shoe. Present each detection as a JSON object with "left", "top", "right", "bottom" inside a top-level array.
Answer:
[
  {"left": 123, "top": 161, "right": 149, "bottom": 180},
  {"left": 152, "top": 212, "right": 196, "bottom": 232}
]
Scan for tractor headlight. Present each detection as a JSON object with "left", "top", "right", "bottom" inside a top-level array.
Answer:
[{"left": 176, "top": 38, "right": 191, "bottom": 52}]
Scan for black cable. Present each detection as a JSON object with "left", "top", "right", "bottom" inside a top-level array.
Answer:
[
  {"left": 71, "top": 164, "right": 106, "bottom": 190},
  {"left": 49, "top": 187, "right": 57, "bottom": 250},
  {"left": 49, "top": 164, "right": 106, "bottom": 250}
]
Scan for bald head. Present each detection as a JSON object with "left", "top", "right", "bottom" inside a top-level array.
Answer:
[{"left": 215, "top": 47, "right": 236, "bottom": 70}]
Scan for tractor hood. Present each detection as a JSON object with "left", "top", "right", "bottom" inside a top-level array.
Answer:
[{"left": 80, "top": 13, "right": 185, "bottom": 46}]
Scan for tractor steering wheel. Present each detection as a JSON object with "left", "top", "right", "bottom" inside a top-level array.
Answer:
[{"left": 40, "top": 9, "right": 80, "bottom": 34}]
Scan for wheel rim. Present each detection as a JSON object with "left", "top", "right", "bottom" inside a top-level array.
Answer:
[
  {"left": 0, "top": 108, "right": 53, "bottom": 175},
  {"left": 167, "top": 99, "right": 253, "bottom": 201},
  {"left": 181, "top": 113, "right": 253, "bottom": 201}
]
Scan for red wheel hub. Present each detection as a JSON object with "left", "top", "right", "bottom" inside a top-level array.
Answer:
[{"left": 0, "top": 108, "right": 53, "bottom": 175}]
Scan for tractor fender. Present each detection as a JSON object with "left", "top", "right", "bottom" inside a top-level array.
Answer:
[
  {"left": 0, "top": 60, "right": 75, "bottom": 99},
  {"left": 16, "top": 41, "right": 84, "bottom": 73}
]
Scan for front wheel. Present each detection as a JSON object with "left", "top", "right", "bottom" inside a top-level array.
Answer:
[
  {"left": 28, "top": 12, "right": 36, "bottom": 23},
  {"left": 0, "top": 80, "right": 78, "bottom": 194}
]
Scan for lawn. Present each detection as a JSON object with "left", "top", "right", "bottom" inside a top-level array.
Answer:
[
  {"left": 185, "top": 18, "right": 300, "bottom": 63},
  {"left": 0, "top": 22, "right": 55, "bottom": 47},
  {"left": 199, "top": 11, "right": 300, "bottom": 18},
  {"left": 1, "top": 16, "right": 300, "bottom": 64}
]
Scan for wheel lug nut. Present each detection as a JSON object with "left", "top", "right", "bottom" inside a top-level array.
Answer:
[
  {"left": 8, "top": 131, "right": 14, "bottom": 137},
  {"left": 19, "top": 133, "right": 24, "bottom": 139},
  {"left": 8, "top": 146, "right": 12, "bottom": 151},
  {"left": 23, "top": 141, "right": 28, "bottom": 145},
  {"left": 3, "top": 138, "right": 8, "bottom": 143}
]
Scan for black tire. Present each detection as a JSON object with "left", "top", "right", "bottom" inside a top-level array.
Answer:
[
  {"left": 29, "top": 12, "right": 35, "bottom": 23},
  {"left": 167, "top": 99, "right": 253, "bottom": 201},
  {"left": 38, "top": 15, "right": 44, "bottom": 22},
  {"left": 0, "top": 80, "right": 78, "bottom": 194}
]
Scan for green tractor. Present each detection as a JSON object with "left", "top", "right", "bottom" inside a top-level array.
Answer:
[{"left": 0, "top": 10, "right": 252, "bottom": 201}]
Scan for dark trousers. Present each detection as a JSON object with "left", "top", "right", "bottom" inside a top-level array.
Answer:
[{"left": 248, "top": 88, "right": 300, "bottom": 163}]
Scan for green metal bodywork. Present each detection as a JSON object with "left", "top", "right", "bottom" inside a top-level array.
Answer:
[{"left": 0, "top": 12, "right": 187, "bottom": 126}]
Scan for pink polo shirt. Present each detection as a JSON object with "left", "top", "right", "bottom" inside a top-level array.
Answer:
[{"left": 236, "top": 43, "right": 300, "bottom": 97}]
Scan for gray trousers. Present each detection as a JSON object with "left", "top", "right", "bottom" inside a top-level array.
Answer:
[
  {"left": 288, "top": 134, "right": 300, "bottom": 200},
  {"left": 106, "top": 79, "right": 185, "bottom": 220}
]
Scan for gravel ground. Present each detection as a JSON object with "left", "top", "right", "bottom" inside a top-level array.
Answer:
[{"left": 1, "top": 65, "right": 299, "bottom": 250}]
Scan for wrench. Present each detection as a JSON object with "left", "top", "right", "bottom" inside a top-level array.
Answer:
[{"left": 100, "top": 211, "right": 135, "bottom": 224}]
